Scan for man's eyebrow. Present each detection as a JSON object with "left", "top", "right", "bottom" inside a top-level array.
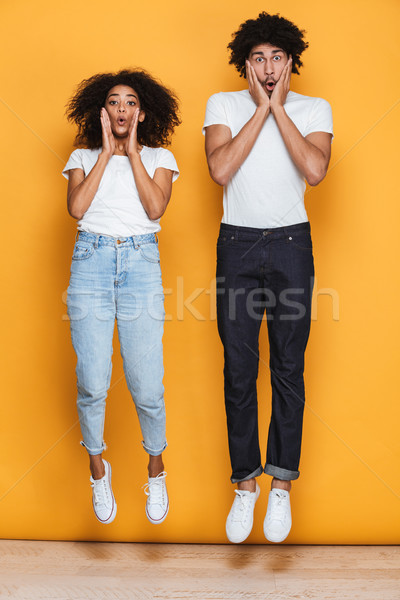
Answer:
[
  {"left": 107, "top": 93, "right": 138, "bottom": 99},
  {"left": 250, "top": 49, "right": 285, "bottom": 56}
]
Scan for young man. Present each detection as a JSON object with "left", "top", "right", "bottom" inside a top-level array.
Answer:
[{"left": 203, "top": 12, "right": 333, "bottom": 543}]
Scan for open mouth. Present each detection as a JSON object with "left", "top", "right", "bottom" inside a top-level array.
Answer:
[
  {"left": 265, "top": 81, "right": 275, "bottom": 91},
  {"left": 117, "top": 118, "right": 127, "bottom": 126}
]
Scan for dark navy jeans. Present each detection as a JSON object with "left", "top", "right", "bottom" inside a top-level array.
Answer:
[{"left": 216, "top": 221, "right": 315, "bottom": 483}]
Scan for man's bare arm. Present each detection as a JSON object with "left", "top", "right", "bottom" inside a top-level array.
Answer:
[
  {"left": 204, "top": 61, "right": 271, "bottom": 187},
  {"left": 269, "top": 58, "right": 332, "bottom": 185},
  {"left": 273, "top": 108, "right": 332, "bottom": 185}
]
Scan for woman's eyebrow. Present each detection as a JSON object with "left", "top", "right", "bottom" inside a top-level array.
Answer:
[{"left": 107, "top": 93, "right": 138, "bottom": 99}]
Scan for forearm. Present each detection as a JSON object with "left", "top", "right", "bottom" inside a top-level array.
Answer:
[
  {"left": 208, "top": 105, "right": 269, "bottom": 186},
  {"left": 68, "top": 152, "right": 110, "bottom": 219},
  {"left": 273, "top": 106, "right": 327, "bottom": 185},
  {"left": 129, "top": 153, "right": 167, "bottom": 220}
]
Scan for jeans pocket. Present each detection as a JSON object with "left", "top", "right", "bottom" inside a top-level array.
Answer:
[
  {"left": 287, "top": 233, "right": 313, "bottom": 251},
  {"left": 71, "top": 241, "right": 95, "bottom": 260},
  {"left": 138, "top": 243, "right": 160, "bottom": 264},
  {"left": 217, "top": 234, "right": 236, "bottom": 249}
]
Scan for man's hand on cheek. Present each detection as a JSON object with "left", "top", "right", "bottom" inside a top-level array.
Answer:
[
  {"left": 246, "top": 60, "right": 270, "bottom": 110},
  {"left": 270, "top": 56, "right": 292, "bottom": 113}
]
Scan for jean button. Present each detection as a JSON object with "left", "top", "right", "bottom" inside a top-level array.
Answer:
[{"left": 263, "top": 231, "right": 269, "bottom": 236}]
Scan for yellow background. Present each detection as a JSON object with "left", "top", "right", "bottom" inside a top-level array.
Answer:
[{"left": 0, "top": 0, "right": 399, "bottom": 544}]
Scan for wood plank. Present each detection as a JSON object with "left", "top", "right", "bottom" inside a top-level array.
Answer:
[{"left": 0, "top": 541, "right": 398, "bottom": 600}]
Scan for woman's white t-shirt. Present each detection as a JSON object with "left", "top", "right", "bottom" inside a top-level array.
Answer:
[{"left": 62, "top": 146, "right": 179, "bottom": 236}]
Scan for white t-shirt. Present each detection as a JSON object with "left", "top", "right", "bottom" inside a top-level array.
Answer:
[
  {"left": 62, "top": 146, "right": 179, "bottom": 236},
  {"left": 202, "top": 89, "right": 333, "bottom": 228}
]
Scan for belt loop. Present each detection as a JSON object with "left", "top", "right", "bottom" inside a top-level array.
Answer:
[
  {"left": 75, "top": 230, "right": 80, "bottom": 242},
  {"left": 94, "top": 234, "right": 99, "bottom": 249},
  {"left": 154, "top": 232, "right": 159, "bottom": 244}
]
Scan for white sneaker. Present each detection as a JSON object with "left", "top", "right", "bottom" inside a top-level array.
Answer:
[
  {"left": 89, "top": 459, "right": 117, "bottom": 524},
  {"left": 226, "top": 482, "right": 260, "bottom": 543},
  {"left": 263, "top": 488, "right": 292, "bottom": 543},
  {"left": 143, "top": 471, "right": 169, "bottom": 524}
]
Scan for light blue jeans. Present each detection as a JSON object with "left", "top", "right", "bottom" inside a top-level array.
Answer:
[{"left": 66, "top": 230, "right": 167, "bottom": 457}]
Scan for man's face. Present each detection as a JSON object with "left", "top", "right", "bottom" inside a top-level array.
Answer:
[{"left": 247, "top": 44, "right": 289, "bottom": 95}]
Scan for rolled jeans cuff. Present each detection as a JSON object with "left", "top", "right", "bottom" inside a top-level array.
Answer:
[
  {"left": 231, "top": 465, "right": 263, "bottom": 484},
  {"left": 142, "top": 440, "right": 167, "bottom": 456},
  {"left": 80, "top": 440, "right": 107, "bottom": 456},
  {"left": 264, "top": 464, "right": 299, "bottom": 481}
]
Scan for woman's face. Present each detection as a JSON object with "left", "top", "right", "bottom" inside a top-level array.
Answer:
[{"left": 104, "top": 84, "right": 144, "bottom": 136}]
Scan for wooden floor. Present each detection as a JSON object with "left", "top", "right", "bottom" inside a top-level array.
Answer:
[{"left": 0, "top": 541, "right": 398, "bottom": 599}]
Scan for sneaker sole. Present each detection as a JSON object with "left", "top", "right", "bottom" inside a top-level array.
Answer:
[
  {"left": 264, "top": 527, "right": 291, "bottom": 543},
  {"left": 145, "top": 499, "right": 169, "bottom": 525}
]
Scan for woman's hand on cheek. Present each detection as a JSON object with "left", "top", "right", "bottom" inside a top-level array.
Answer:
[
  {"left": 100, "top": 107, "right": 115, "bottom": 157},
  {"left": 125, "top": 109, "right": 141, "bottom": 158}
]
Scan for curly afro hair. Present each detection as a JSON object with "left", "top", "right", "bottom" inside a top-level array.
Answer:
[
  {"left": 64, "top": 68, "right": 180, "bottom": 149},
  {"left": 228, "top": 12, "right": 309, "bottom": 77}
]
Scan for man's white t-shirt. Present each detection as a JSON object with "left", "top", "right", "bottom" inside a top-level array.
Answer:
[
  {"left": 202, "top": 90, "right": 333, "bottom": 228},
  {"left": 62, "top": 146, "right": 179, "bottom": 236}
]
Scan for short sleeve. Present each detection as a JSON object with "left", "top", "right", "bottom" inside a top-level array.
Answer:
[
  {"left": 304, "top": 98, "right": 334, "bottom": 141},
  {"left": 62, "top": 149, "right": 84, "bottom": 180},
  {"left": 202, "top": 93, "right": 230, "bottom": 135},
  {"left": 155, "top": 148, "right": 179, "bottom": 182}
]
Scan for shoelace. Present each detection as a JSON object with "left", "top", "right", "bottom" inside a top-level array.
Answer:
[
  {"left": 231, "top": 490, "right": 252, "bottom": 523},
  {"left": 91, "top": 476, "right": 111, "bottom": 508},
  {"left": 268, "top": 491, "right": 288, "bottom": 522},
  {"left": 142, "top": 471, "right": 167, "bottom": 506}
]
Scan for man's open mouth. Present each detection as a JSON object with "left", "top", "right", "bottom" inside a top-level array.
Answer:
[{"left": 266, "top": 81, "right": 275, "bottom": 90}]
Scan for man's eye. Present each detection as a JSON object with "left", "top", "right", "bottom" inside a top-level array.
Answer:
[
  {"left": 273, "top": 56, "right": 281, "bottom": 61},
  {"left": 256, "top": 57, "right": 264, "bottom": 62}
]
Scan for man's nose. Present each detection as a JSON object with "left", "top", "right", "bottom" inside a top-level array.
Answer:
[{"left": 264, "top": 61, "right": 274, "bottom": 74}]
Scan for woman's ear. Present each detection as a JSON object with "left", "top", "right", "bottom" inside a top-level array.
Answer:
[{"left": 139, "top": 110, "right": 145, "bottom": 123}]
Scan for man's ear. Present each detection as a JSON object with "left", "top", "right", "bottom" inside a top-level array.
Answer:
[{"left": 139, "top": 110, "right": 146, "bottom": 123}]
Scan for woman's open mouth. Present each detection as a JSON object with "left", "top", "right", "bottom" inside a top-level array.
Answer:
[{"left": 117, "top": 118, "right": 127, "bottom": 126}]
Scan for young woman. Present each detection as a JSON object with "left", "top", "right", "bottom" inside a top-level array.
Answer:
[{"left": 62, "top": 69, "right": 180, "bottom": 525}]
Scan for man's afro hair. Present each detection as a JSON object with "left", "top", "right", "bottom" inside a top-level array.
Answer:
[{"left": 228, "top": 12, "right": 309, "bottom": 77}]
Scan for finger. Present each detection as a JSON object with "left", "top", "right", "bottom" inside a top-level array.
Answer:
[
  {"left": 246, "top": 60, "right": 252, "bottom": 86},
  {"left": 129, "top": 110, "right": 139, "bottom": 140},
  {"left": 286, "top": 58, "right": 292, "bottom": 85},
  {"left": 247, "top": 61, "right": 256, "bottom": 84},
  {"left": 249, "top": 64, "right": 259, "bottom": 91},
  {"left": 102, "top": 109, "right": 111, "bottom": 126},
  {"left": 100, "top": 109, "right": 108, "bottom": 133}
]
